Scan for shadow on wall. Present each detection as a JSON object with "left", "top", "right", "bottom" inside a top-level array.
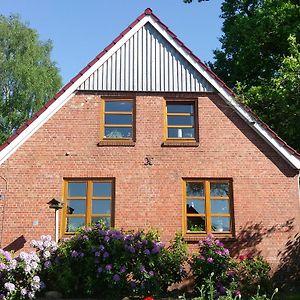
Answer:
[
  {"left": 3, "top": 235, "right": 26, "bottom": 252},
  {"left": 273, "top": 232, "right": 300, "bottom": 292},
  {"left": 228, "top": 218, "right": 294, "bottom": 257},
  {"left": 226, "top": 218, "right": 300, "bottom": 291}
]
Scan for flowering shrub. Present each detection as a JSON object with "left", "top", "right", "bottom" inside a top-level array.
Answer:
[
  {"left": 44, "top": 224, "right": 187, "bottom": 298},
  {"left": 234, "top": 255, "right": 271, "bottom": 297},
  {"left": 190, "top": 234, "right": 239, "bottom": 298},
  {"left": 0, "top": 249, "right": 43, "bottom": 299}
]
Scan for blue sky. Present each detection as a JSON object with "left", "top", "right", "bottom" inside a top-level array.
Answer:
[{"left": 0, "top": 0, "right": 224, "bottom": 84}]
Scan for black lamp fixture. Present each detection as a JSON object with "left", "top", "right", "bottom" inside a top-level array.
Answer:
[{"left": 47, "top": 198, "right": 64, "bottom": 210}]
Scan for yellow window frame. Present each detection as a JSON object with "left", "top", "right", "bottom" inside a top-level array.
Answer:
[
  {"left": 61, "top": 178, "right": 115, "bottom": 236},
  {"left": 164, "top": 99, "right": 198, "bottom": 142},
  {"left": 100, "top": 98, "right": 135, "bottom": 141},
  {"left": 183, "top": 179, "right": 234, "bottom": 237}
]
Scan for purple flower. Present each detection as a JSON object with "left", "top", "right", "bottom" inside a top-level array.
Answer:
[
  {"left": 0, "top": 263, "right": 6, "bottom": 270},
  {"left": 219, "top": 285, "right": 226, "bottom": 294},
  {"left": 120, "top": 266, "right": 127, "bottom": 273},
  {"left": 223, "top": 249, "right": 230, "bottom": 256},
  {"left": 235, "top": 290, "right": 241, "bottom": 298},
  {"left": 95, "top": 251, "right": 101, "bottom": 257},
  {"left": 82, "top": 235, "right": 89, "bottom": 240},
  {"left": 207, "top": 233, "right": 214, "bottom": 239},
  {"left": 149, "top": 271, "right": 154, "bottom": 276},
  {"left": 207, "top": 257, "right": 214, "bottom": 263},
  {"left": 105, "top": 264, "right": 112, "bottom": 271},
  {"left": 4, "top": 282, "right": 15, "bottom": 292},
  {"left": 215, "top": 250, "right": 223, "bottom": 256},
  {"left": 97, "top": 267, "right": 103, "bottom": 273},
  {"left": 99, "top": 245, "right": 105, "bottom": 251},
  {"left": 127, "top": 246, "right": 135, "bottom": 253},
  {"left": 215, "top": 239, "right": 224, "bottom": 247},
  {"left": 143, "top": 249, "right": 150, "bottom": 255},
  {"left": 104, "top": 236, "right": 110, "bottom": 242},
  {"left": 142, "top": 239, "right": 148, "bottom": 245},
  {"left": 113, "top": 274, "right": 120, "bottom": 282},
  {"left": 21, "top": 288, "right": 27, "bottom": 296},
  {"left": 140, "top": 265, "right": 146, "bottom": 273},
  {"left": 151, "top": 245, "right": 160, "bottom": 254},
  {"left": 103, "top": 251, "right": 109, "bottom": 259},
  {"left": 71, "top": 250, "right": 79, "bottom": 258}
]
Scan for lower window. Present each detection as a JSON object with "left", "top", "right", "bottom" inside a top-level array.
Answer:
[
  {"left": 61, "top": 179, "right": 114, "bottom": 234},
  {"left": 183, "top": 179, "right": 233, "bottom": 235}
]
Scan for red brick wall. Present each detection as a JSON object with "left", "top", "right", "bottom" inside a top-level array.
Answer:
[{"left": 0, "top": 93, "right": 299, "bottom": 269}]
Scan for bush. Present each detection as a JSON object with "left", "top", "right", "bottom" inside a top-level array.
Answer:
[
  {"left": 43, "top": 224, "right": 187, "bottom": 298},
  {"left": 190, "top": 234, "right": 239, "bottom": 298},
  {"left": 0, "top": 249, "right": 43, "bottom": 299},
  {"left": 234, "top": 255, "right": 271, "bottom": 297}
]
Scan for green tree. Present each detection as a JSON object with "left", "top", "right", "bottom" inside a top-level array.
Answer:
[
  {"left": 211, "top": 0, "right": 300, "bottom": 88},
  {"left": 0, "top": 15, "right": 61, "bottom": 144},
  {"left": 238, "top": 35, "right": 300, "bottom": 151},
  {"left": 184, "top": 0, "right": 300, "bottom": 151}
]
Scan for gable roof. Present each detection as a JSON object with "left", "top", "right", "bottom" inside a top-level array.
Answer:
[
  {"left": 0, "top": 8, "right": 299, "bottom": 169},
  {"left": 77, "top": 21, "right": 215, "bottom": 92}
]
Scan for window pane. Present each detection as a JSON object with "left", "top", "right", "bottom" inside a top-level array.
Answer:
[
  {"left": 92, "top": 216, "right": 111, "bottom": 228},
  {"left": 66, "top": 217, "right": 85, "bottom": 232},
  {"left": 186, "top": 182, "right": 204, "bottom": 197},
  {"left": 168, "top": 128, "right": 195, "bottom": 138},
  {"left": 210, "top": 183, "right": 229, "bottom": 197},
  {"left": 93, "top": 182, "right": 112, "bottom": 197},
  {"left": 167, "top": 103, "right": 193, "bottom": 113},
  {"left": 104, "top": 127, "right": 132, "bottom": 139},
  {"left": 105, "top": 114, "right": 132, "bottom": 125},
  {"left": 211, "top": 199, "right": 229, "bottom": 214},
  {"left": 92, "top": 200, "right": 111, "bottom": 214},
  {"left": 105, "top": 101, "right": 132, "bottom": 112},
  {"left": 187, "top": 217, "right": 206, "bottom": 232},
  {"left": 168, "top": 116, "right": 194, "bottom": 126},
  {"left": 68, "top": 182, "right": 86, "bottom": 197},
  {"left": 211, "top": 216, "right": 230, "bottom": 232},
  {"left": 67, "top": 200, "right": 86, "bottom": 214},
  {"left": 187, "top": 200, "right": 205, "bottom": 214}
]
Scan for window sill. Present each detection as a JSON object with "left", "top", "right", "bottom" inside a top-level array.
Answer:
[
  {"left": 97, "top": 140, "right": 135, "bottom": 147},
  {"left": 183, "top": 235, "right": 235, "bottom": 243},
  {"left": 161, "top": 141, "right": 199, "bottom": 147}
]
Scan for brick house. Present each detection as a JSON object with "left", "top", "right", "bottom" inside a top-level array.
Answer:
[{"left": 0, "top": 8, "right": 299, "bottom": 269}]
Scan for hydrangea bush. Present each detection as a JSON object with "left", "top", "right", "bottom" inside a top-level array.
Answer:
[
  {"left": 190, "top": 234, "right": 239, "bottom": 298},
  {"left": 0, "top": 248, "right": 43, "bottom": 299},
  {"left": 0, "top": 229, "right": 274, "bottom": 300},
  {"left": 44, "top": 224, "right": 187, "bottom": 298}
]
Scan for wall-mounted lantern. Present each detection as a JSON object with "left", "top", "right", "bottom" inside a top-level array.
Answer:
[{"left": 47, "top": 198, "right": 64, "bottom": 210}]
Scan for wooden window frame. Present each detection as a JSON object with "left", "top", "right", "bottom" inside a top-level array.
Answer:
[
  {"left": 182, "top": 178, "right": 234, "bottom": 238},
  {"left": 163, "top": 99, "right": 199, "bottom": 143},
  {"left": 100, "top": 98, "right": 136, "bottom": 143},
  {"left": 61, "top": 178, "right": 115, "bottom": 236}
]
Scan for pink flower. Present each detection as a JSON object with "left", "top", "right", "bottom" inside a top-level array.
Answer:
[{"left": 207, "top": 257, "right": 214, "bottom": 263}]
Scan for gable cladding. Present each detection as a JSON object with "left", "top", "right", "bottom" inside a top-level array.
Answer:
[{"left": 78, "top": 23, "right": 214, "bottom": 92}]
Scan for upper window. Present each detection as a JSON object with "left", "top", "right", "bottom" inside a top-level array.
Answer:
[
  {"left": 62, "top": 179, "right": 114, "bottom": 234},
  {"left": 101, "top": 99, "right": 134, "bottom": 140},
  {"left": 183, "top": 179, "right": 233, "bottom": 236},
  {"left": 165, "top": 101, "right": 196, "bottom": 140}
]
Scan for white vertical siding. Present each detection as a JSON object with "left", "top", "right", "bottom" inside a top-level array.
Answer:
[{"left": 78, "top": 22, "right": 214, "bottom": 92}]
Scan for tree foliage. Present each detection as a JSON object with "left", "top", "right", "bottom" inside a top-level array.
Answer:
[
  {"left": 0, "top": 15, "right": 61, "bottom": 144},
  {"left": 184, "top": 0, "right": 300, "bottom": 151},
  {"left": 237, "top": 35, "right": 300, "bottom": 151},
  {"left": 211, "top": 0, "right": 300, "bottom": 88}
]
